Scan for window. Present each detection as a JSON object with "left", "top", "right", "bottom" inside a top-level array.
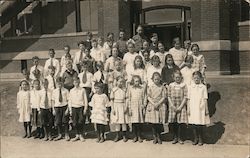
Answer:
[
  {"left": 1, "top": 0, "right": 99, "bottom": 38},
  {"left": 240, "top": 0, "right": 250, "bottom": 21}
]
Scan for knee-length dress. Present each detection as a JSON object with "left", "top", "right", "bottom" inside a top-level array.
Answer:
[
  {"left": 168, "top": 82, "right": 188, "bottom": 123},
  {"left": 145, "top": 84, "right": 167, "bottom": 124},
  {"left": 90, "top": 93, "right": 110, "bottom": 125},
  {"left": 127, "top": 86, "right": 147, "bottom": 123},
  {"left": 110, "top": 87, "right": 128, "bottom": 124},
  {"left": 188, "top": 83, "right": 210, "bottom": 125},
  {"left": 17, "top": 91, "right": 31, "bottom": 122}
]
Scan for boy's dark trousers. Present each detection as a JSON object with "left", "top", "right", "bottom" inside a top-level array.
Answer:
[
  {"left": 54, "top": 105, "right": 69, "bottom": 136},
  {"left": 72, "top": 107, "right": 85, "bottom": 135},
  {"left": 40, "top": 108, "right": 53, "bottom": 138}
]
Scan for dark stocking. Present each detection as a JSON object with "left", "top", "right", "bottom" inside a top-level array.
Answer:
[{"left": 23, "top": 122, "right": 28, "bottom": 138}]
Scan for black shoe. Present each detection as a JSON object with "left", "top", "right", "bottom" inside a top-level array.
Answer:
[
  {"left": 138, "top": 137, "right": 143, "bottom": 143},
  {"left": 157, "top": 137, "right": 162, "bottom": 144},
  {"left": 179, "top": 140, "right": 184, "bottom": 144},
  {"left": 133, "top": 137, "right": 138, "bottom": 143},
  {"left": 172, "top": 138, "right": 178, "bottom": 144},
  {"left": 123, "top": 136, "right": 128, "bottom": 142},
  {"left": 192, "top": 139, "right": 198, "bottom": 145}
]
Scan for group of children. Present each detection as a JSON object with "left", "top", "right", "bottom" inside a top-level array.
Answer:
[{"left": 17, "top": 26, "right": 209, "bottom": 146}]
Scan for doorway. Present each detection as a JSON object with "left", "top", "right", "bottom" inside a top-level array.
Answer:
[
  {"left": 144, "top": 24, "right": 181, "bottom": 50},
  {"left": 138, "top": 5, "right": 191, "bottom": 49}
]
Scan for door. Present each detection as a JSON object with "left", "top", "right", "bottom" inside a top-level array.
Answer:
[
  {"left": 140, "top": 5, "right": 191, "bottom": 49},
  {"left": 144, "top": 24, "right": 181, "bottom": 50}
]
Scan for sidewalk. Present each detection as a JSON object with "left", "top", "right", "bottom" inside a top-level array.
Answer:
[{"left": 1, "top": 136, "right": 249, "bottom": 158}]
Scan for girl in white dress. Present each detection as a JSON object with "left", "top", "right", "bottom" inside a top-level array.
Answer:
[
  {"left": 187, "top": 71, "right": 210, "bottom": 146},
  {"left": 154, "top": 42, "right": 168, "bottom": 68},
  {"left": 191, "top": 44, "right": 207, "bottom": 83},
  {"left": 181, "top": 55, "right": 196, "bottom": 86},
  {"left": 168, "top": 37, "right": 186, "bottom": 68},
  {"left": 90, "top": 82, "right": 110, "bottom": 143},
  {"left": 146, "top": 55, "right": 162, "bottom": 86},
  {"left": 17, "top": 80, "right": 32, "bottom": 138},
  {"left": 123, "top": 42, "right": 138, "bottom": 76},
  {"left": 128, "top": 55, "right": 147, "bottom": 84}
]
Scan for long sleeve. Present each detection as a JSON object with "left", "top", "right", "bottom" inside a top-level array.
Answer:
[
  {"left": 82, "top": 89, "right": 88, "bottom": 108},
  {"left": 17, "top": 92, "right": 20, "bottom": 109}
]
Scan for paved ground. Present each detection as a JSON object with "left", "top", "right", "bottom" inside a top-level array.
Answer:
[{"left": 1, "top": 136, "right": 249, "bottom": 158}]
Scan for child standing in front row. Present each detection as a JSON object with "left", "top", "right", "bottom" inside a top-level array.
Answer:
[
  {"left": 110, "top": 76, "right": 128, "bottom": 142},
  {"left": 52, "top": 77, "right": 70, "bottom": 141},
  {"left": 127, "top": 75, "right": 147, "bottom": 143},
  {"left": 145, "top": 72, "right": 167, "bottom": 144},
  {"left": 69, "top": 77, "right": 88, "bottom": 142},
  {"left": 39, "top": 79, "right": 54, "bottom": 141},
  {"left": 187, "top": 71, "right": 210, "bottom": 146},
  {"left": 168, "top": 70, "right": 188, "bottom": 144},
  {"left": 90, "top": 82, "right": 110, "bottom": 143},
  {"left": 17, "top": 80, "right": 32, "bottom": 138},
  {"left": 30, "top": 79, "right": 43, "bottom": 139}
]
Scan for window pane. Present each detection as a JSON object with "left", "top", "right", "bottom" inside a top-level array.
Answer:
[{"left": 145, "top": 8, "right": 182, "bottom": 25}]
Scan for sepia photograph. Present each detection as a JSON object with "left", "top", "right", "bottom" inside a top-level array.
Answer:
[{"left": 0, "top": 0, "right": 249, "bottom": 157}]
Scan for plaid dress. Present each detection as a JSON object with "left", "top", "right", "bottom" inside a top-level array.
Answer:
[
  {"left": 127, "top": 86, "right": 147, "bottom": 123},
  {"left": 168, "top": 82, "right": 188, "bottom": 123},
  {"left": 145, "top": 84, "right": 167, "bottom": 124}
]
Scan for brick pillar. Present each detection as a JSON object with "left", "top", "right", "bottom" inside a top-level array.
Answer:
[
  {"left": 198, "top": 1, "right": 232, "bottom": 75},
  {"left": 98, "top": 0, "right": 131, "bottom": 39}
]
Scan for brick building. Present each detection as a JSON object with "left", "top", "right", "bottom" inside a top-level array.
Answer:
[{"left": 0, "top": 0, "right": 249, "bottom": 80}]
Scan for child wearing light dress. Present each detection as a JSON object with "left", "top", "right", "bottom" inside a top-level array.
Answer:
[
  {"left": 154, "top": 42, "right": 168, "bottom": 68},
  {"left": 168, "top": 70, "right": 188, "bottom": 144},
  {"left": 108, "top": 60, "right": 127, "bottom": 93},
  {"left": 181, "top": 55, "right": 196, "bottom": 86},
  {"left": 168, "top": 37, "right": 186, "bottom": 68},
  {"left": 17, "top": 80, "right": 32, "bottom": 138},
  {"left": 191, "top": 44, "right": 207, "bottom": 83},
  {"left": 110, "top": 76, "right": 129, "bottom": 142},
  {"left": 123, "top": 42, "right": 138, "bottom": 77},
  {"left": 145, "top": 72, "right": 167, "bottom": 144},
  {"left": 127, "top": 75, "right": 147, "bottom": 143},
  {"left": 90, "top": 82, "right": 110, "bottom": 143},
  {"left": 105, "top": 47, "right": 122, "bottom": 72},
  {"left": 146, "top": 55, "right": 162, "bottom": 86},
  {"left": 187, "top": 71, "right": 210, "bottom": 146},
  {"left": 128, "top": 55, "right": 147, "bottom": 84}
]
